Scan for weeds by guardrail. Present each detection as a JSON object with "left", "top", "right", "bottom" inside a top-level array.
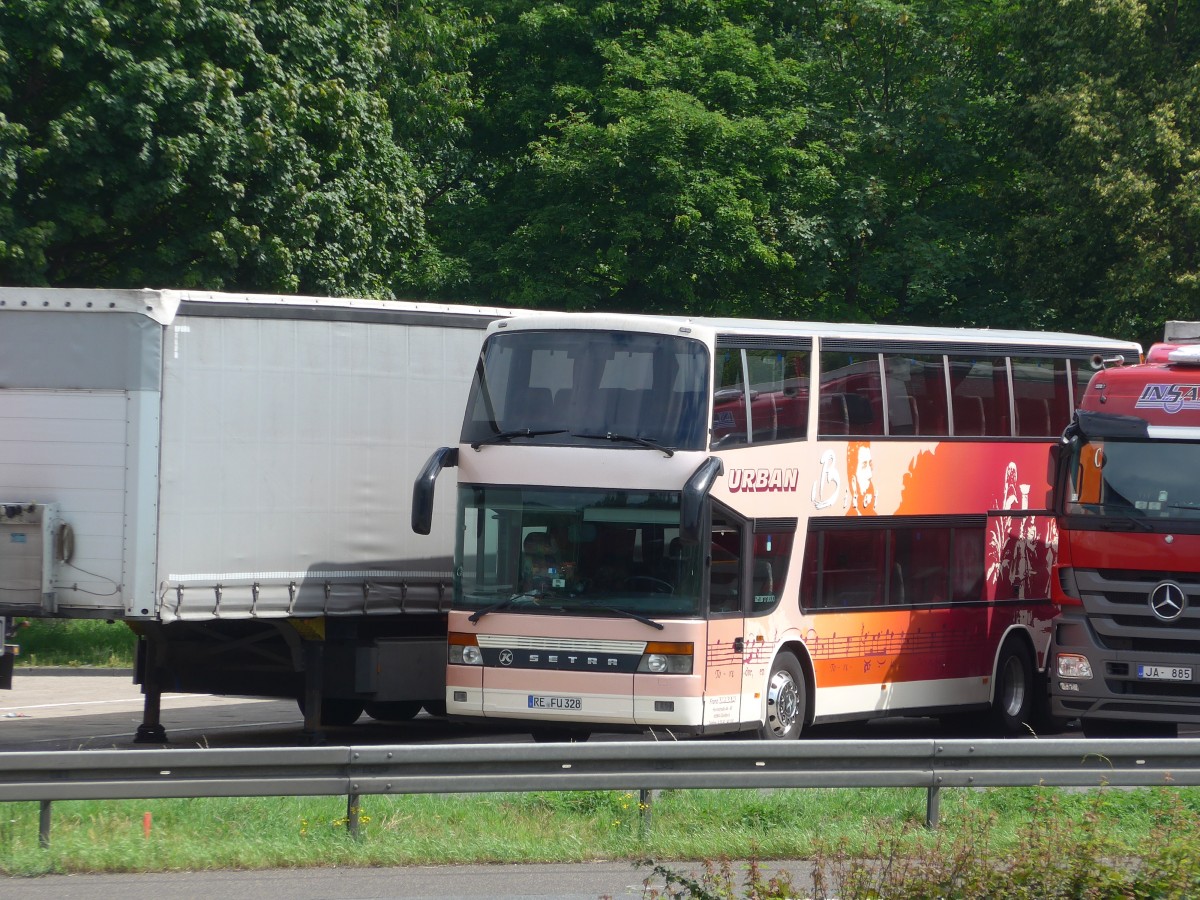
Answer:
[{"left": 3, "top": 737, "right": 1198, "bottom": 848}]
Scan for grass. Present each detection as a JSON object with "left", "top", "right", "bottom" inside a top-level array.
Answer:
[
  {"left": 1, "top": 786, "right": 1199, "bottom": 889},
  {"left": 7, "top": 624, "right": 1200, "bottom": 894},
  {"left": 10, "top": 619, "right": 136, "bottom": 669}
]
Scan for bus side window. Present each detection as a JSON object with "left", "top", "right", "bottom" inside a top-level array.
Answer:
[
  {"left": 752, "top": 531, "right": 793, "bottom": 612},
  {"left": 709, "top": 522, "right": 743, "bottom": 614},
  {"left": 951, "top": 526, "right": 985, "bottom": 602}
]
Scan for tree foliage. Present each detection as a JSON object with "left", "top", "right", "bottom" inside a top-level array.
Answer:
[
  {"left": 1004, "top": 0, "right": 1200, "bottom": 345},
  {"left": 0, "top": 0, "right": 478, "bottom": 297},
  {"left": 1, "top": 0, "right": 1199, "bottom": 339}
]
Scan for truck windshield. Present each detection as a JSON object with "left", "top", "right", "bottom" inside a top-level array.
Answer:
[
  {"left": 461, "top": 330, "right": 709, "bottom": 451},
  {"left": 455, "top": 486, "right": 704, "bottom": 618},
  {"left": 1065, "top": 438, "right": 1200, "bottom": 525}
]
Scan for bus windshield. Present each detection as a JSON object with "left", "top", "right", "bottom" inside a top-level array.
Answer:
[
  {"left": 1065, "top": 437, "right": 1200, "bottom": 525},
  {"left": 460, "top": 330, "right": 709, "bottom": 451},
  {"left": 456, "top": 486, "right": 704, "bottom": 617}
]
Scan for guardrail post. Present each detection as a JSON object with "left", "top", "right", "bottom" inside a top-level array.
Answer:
[
  {"left": 38, "top": 799, "right": 51, "bottom": 849},
  {"left": 925, "top": 786, "right": 940, "bottom": 830},
  {"left": 639, "top": 788, "right": 654, "bottom": 839},
  {"left": 347, "top": 792, "right": 361, "bottom": 839}
]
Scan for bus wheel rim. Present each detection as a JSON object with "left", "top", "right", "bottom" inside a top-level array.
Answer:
[{"left": 767, "top": 669, "right": 799, "bottom": 736}]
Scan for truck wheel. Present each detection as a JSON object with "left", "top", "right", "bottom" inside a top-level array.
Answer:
[
  {"left": 1082, "top": 719, "right": 1178, "bottom": 738},
  {"left": 756, "top": 653, "right": 805, "bottom": 740},
  {"left": 990, "top": 639, "right": 1034, "bottom": 736},
  {"left": 364, "top": 701, "right": 422, "bottom": 722}
]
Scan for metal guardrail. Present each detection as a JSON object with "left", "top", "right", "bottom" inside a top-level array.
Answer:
[{"left": 3, "top": 738, "right": 1199, "bottom": 846}]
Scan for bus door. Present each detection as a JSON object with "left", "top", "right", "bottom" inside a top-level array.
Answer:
[{"left": 704, "top": 510, "right": 745, "bottom": 727}]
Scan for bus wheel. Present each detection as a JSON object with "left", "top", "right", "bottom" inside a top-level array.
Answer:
[
  {"left": 757, "top": 654, "right": 805, "bottom": 740},
  {"left": 364, "top": 700, "right": 422, "bottom": 722},
  {"left": 991, "top": 640, "right": 1034, "bottom": 736}
]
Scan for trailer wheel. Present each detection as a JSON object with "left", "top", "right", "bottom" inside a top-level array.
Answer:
[
  {"left": 422, "top": 699, "right": 447, "bottom": 718},
  {"left": 297, "top": 697, "right": 364, "bottom": 727},
  {"left": 364, "top": 701, "right": 422, "bottom": 722},
  {"left": 990, "top": 639, "right": 1034, "bottom": 736},
  {"left": 756, "top": 653, "right": 805, "bottom": 740}
]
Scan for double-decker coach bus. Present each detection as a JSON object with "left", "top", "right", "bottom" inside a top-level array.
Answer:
[{"left": 413, "top": 314, "right": 1141, "bottom": 740}]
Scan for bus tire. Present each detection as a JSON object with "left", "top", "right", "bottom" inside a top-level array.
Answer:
[
  {"left": 990, "top": 639, "right": 1034, "bottom": 736},
  {"left": 364, "top": 700, "right": 422, "bottom": 722},
  {"left": 757, "top": 653, "right": 805, "bottom": 740}
]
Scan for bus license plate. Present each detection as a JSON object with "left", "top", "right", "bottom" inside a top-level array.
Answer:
[
  {"left": 1137, "top": 665, "right": 1192, "bottom": 682},
  {"left": 528, "top": 694, "right": 581, "bottom": 710}
]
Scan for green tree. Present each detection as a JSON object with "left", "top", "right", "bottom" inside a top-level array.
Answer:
[
  {"left": 433, "top": 1, "right": 837, "bottom": 317},
  {"left": 1005, "top": 0, "right": 1200, "bottom": 344},
  {"left": 434, "top": 1, "right": 1022, "bottom": 326},
  {"left": 770, "top": 0, "right": 1019, "bottom": 326},
  {"left": 0, "top": 0, "right": 472, "bottom": 297}
]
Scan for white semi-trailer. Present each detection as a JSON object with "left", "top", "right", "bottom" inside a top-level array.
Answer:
[{"left": 0, "top": 287, "right": 517, "bottom": 739}]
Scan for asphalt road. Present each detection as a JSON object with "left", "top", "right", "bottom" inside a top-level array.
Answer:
[
  {"left": 0, "top": 676, "right": 820, "bottom": 898},
  {"left": 1, "top": 671, "right": 1191, "bottom": 898},
  {"left": 0, "top": 669, "right": 1043, "bottom": 752}
]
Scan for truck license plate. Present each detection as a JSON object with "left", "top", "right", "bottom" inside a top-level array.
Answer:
[
  {"left": 1137, "top": 665, "right": 1192, "bottom": 681},
  {"left": 528, "top": 694, "right": 581, "bottom": 710}
]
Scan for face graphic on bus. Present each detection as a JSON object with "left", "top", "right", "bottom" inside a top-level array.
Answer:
[{"left": 847, "top": 441, "right": 876, "bottom": 515}]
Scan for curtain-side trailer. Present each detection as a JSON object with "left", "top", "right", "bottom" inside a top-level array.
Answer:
[{"left": 0, "top": 287, "right": 516, "bottom": 739}]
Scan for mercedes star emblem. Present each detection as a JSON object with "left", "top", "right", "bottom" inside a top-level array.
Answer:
[{"left": 1149, "top": 581, "right": 1187, "bottom": 622}]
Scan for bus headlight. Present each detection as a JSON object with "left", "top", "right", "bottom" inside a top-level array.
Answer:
[
  {"left": 637, "top": 642, "right": 693, "bottom": 674},
  {"left": 1056, "top": 653, "right": 1093, "bottom": 679},
  {"left": 449, "top": 633, "right": 482, "bottom": 666}
]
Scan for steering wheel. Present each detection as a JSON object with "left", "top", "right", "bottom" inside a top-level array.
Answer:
[{"left": 627, "top": 575, "right": 673, "bottom": 594}]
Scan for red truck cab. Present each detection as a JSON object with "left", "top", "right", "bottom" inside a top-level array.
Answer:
[{"left": 1051, "top": 336, "right": 1200, "bottom": 736}]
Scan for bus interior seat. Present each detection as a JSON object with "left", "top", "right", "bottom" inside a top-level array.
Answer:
[
  {"left": 524, "top": 387, "right": 555, "bottom": 428},
  {"left": 552, "top": 388, "right": 573, "bottom": 422},
  {"left": 818, "top": 393, "right": 849, "bottom": 434},
  {"left": 844, "top": 393, "right": 879, "bottom": 434},
  {"left": 952, "top": 395, "right": 985, "bottom": 436},
  {"left": 1016, "top": 397, "right": 1052, "bottom": 436},
  {"left": 751, "top": 393, "right": 778, "bottom": 442}
]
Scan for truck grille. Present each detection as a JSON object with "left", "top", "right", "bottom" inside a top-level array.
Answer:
[{"left": 1076, "top": 568, "right": 1200, "bottom": 653}]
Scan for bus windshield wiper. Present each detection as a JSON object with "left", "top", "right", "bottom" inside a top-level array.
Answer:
[
  {"left": 471, "top": 428, "right": 566, "bottom": 450},
  {"left": 572, "top": 432, "right": 675, "bottom": 457},
  {"left": 575, "top": 602, "right": 665, "bottom": 630},
  {"left": 467, "top": 591, "right": 540, "bottom": 622}
]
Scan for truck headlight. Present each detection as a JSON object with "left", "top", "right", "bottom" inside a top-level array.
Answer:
[{"left": 1056, "top": 653, "right": 1093, "bottom": 679}]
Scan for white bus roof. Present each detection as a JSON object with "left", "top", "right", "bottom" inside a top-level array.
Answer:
[{"left": 489, "top": 310, "right": 1142, "bottom": 353}]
